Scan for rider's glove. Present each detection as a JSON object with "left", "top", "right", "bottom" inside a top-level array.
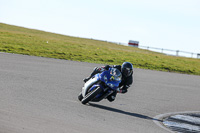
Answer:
[
  {"left": 117, "top": 88, "right": 127, "bottom": 94},
  {"left": 116, "top": 88, "right": 120, "bottom": 92},
  {"left": 121, "top": 89, "right": 128, "bottom": 93}
]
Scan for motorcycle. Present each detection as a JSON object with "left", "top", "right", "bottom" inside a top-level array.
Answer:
[{"left": 78, "top": 68, "right": 122, "bottom": 104}]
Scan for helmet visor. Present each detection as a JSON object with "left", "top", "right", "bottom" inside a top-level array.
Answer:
[{"left": 122, "top": 68, "right": 132, "bottom": 77}]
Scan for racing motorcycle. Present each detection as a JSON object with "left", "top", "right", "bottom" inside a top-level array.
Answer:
[{"left": 78, "top": 68, "right": 122, "bottom": 104}]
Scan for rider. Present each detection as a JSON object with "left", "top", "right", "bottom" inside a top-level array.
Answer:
[{"left": 83, "top": 62, "right": 133, "bottom": 102}]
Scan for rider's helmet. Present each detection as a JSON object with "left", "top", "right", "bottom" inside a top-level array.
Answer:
[{"left": 121, "top": 62, "right": 133, "bottom": 77}]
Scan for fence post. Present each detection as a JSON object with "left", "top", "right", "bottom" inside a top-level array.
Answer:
[{"left": 130, "top": 44, "right": 198, "bottom": 58}]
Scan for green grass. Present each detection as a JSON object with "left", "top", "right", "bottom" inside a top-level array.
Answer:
[{"left": 0, "top": 23, "right": 200, "bottom": 75}]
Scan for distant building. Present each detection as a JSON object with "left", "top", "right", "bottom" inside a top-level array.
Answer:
[
  {"left": 197, "top": 53, "right": 200, "bottom": 58},
  {"left": 128, "top": 40, "right": 139, "bottom": 47}
]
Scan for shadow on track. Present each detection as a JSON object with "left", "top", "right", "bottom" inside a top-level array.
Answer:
[{"left": 89, "top": 103, "right": 162, "bottom": 122}]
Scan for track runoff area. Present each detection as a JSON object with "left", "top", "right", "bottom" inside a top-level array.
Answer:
[{"left": 154, "top": 112, "right": 200, "bottom": 133}]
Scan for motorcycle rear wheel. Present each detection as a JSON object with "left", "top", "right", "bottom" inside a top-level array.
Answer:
[{"left": 81, "top": 87, "right": 102, "bottom": 104}]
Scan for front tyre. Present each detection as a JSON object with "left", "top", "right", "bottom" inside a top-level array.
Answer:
[
  {"left": 78, "top": 92, "right": 83, "bottom": 101},
  {"left": 81, "top": 87, "right": 102, "bottom": 104}
]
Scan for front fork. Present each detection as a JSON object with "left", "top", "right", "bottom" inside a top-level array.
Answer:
[{"left": 91, "top": 85, "right": 114, "bottom": 102}]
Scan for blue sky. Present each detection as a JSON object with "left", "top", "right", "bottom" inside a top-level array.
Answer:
[{"left": 1, "top": 0, "right": 200, "bottom": 56}]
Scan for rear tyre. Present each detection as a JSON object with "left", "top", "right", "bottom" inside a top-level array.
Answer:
[
  {"left": 81, "top": 87, "right": 102, "bottom": 104},
  {"left": 78, "top": 92, "right": 83, "bottom": 101}
]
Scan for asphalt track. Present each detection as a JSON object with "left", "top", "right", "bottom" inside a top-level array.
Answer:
[{"left": 0, "top": 52, "right": 200, "bottom": 133}]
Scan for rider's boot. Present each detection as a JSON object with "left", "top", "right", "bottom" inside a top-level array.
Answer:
[
  {"left": 83, "top": 67, "right": 99, "bottom": 83},
  {"left": 83, "top": 77, "right": 90, "bottom": 83},
  {"left": 107, "top": 91, "right": 117, "bottom": 102}
]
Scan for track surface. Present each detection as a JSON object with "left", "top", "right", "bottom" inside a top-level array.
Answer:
[{"left": 0, "top": 53, "right": 200, "bottom": 133}]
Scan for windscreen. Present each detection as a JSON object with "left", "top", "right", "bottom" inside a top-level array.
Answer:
[{"left": 110, "top": 68, "right": 122, "bottom": 81}]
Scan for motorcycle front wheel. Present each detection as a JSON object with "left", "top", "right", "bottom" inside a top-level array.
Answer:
[
  {"left": 78, "top": 92, "right": 83, "bottom": 101},
  {"left": 81, "top": 87, "right": 102, "bottom": 104}
]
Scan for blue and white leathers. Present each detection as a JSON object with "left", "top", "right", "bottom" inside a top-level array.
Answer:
[{"left": 81, "top": 68, "right": 122, "bottom": 103}]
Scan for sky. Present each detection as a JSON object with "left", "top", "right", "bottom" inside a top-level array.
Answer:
[{"left": 0, "top": 0, "right": 200, "bottom": 57}]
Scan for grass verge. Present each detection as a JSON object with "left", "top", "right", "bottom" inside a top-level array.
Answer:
[{"left": 0, "top": 23, "right": 200, "bottom": 75}]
